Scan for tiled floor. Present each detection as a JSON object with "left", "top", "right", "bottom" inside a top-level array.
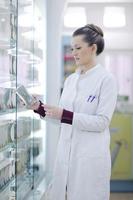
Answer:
[{"left": 110, "top": 193, "right": 133, "bottom": 200}]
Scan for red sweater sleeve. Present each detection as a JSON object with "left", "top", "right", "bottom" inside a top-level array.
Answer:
[{"left": 61, "top": 109, "right": 73, "bottom": 125}]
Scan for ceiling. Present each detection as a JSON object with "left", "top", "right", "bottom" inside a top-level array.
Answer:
[
  {"left": 69, "top": 0, "right": 133, "bottom": 2},
  {"left": 63, "top": 1, "right": 133, "bottom": 32},
  {"left": 63, "top": 0, "right": 133, "bottom": 49}
]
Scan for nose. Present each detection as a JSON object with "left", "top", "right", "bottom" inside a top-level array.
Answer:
[{"left": 72, "top": 49, "right": 78, "bottom": 57}]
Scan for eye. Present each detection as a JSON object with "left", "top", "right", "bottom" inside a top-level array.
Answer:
[{"left": 76, "top": 47, "right": 81, "bottom": 50}]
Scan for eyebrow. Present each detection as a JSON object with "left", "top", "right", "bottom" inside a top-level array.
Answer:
[{"left": 71, "top": 44, "right": 81, "bottom": 48}]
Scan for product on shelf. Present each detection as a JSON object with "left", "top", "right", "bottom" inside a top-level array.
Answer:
[
  {"left": 0, "top": 120, "right": 13, "bottom": 149},
  {"left": 3, "top": 88, "right": 16, "bottom": 109},
  {"left": 16, "top": 85, "right": 37, "bottom": 107},
  {"left": 0, "top": 158, "right": 15, "bottom": 191}
]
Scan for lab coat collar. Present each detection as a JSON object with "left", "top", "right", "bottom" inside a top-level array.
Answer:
[{"left": 75, "top": 64, "right": 102, "bottom": 76}]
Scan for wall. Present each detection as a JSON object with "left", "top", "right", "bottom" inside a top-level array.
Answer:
[{"left": 46, "top": 0, "right": 68, "bottom": 176}]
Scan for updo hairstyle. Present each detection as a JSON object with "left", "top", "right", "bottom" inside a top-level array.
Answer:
[{"left": 72, "top": 24, "right": 104, "bottom": 55}]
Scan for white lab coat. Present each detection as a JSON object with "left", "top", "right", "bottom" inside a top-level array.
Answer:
[{"left": 48, "top": 64, "right": 117, "bottom": 200}]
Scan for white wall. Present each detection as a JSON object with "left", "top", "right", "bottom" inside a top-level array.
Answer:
[{"left": 46, "top": 0, "right": 68, "bottom": 176}]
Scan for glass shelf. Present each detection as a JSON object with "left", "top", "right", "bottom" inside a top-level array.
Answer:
[
  {"left": 0, "top": 75, "right": 16, "bottom": 84},
  {"left": 0, "top": 108, "right": 27, "bottom": 116},
  {"left": 0, "top": 39, "right": 16, "bottom": 49},
  {"left": 0, "top": 5, "right": 16, "bottom": 15}
]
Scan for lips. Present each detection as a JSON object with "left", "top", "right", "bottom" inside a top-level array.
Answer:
[{"left": 75, "top": 57, "right": 80, "bottom": 61}]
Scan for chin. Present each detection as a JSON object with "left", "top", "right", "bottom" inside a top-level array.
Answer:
[{"left": 75, "top": 60, "right": 81, "bottom": 66}]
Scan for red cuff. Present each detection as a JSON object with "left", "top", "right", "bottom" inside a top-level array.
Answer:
[
  {"left": 34, "top": 101, "right": 46, "bottom": 117},
  {"left": 61, "top": 109, "right": 73, "bottom": 125}
]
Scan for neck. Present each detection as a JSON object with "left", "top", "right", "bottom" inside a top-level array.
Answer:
[{"left": 80, "top": 61, "right": 97, "bottom": 74}]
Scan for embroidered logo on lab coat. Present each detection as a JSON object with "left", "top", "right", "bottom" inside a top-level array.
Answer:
[{"left": 87, "top": 95, "right": 96, "bottom": 102}]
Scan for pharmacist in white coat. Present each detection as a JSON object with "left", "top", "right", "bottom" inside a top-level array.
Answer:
[{"left": 32, "top": 24, "right": 117, "bottom": 200}]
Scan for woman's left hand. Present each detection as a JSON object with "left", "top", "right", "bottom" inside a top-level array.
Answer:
[{"left": 42, "top": 104, "right": 63, "bottom": 120}]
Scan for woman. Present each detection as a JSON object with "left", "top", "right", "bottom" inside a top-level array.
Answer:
[{"left": 31, "top": 24, "right": 117, "bottom": 200}]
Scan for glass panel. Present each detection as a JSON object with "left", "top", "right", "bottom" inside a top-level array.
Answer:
[
  {"left": 16, "top": 0, "right": 46, "bottom": 199},
  {"left": 0, "top": 0, "right": 17, "bottom": 199},
  {"left": 0, "top": 0, "right": 47, "bottom": 199}
]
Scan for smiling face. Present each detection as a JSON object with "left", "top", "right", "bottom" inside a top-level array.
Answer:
[{"left": 71, "top": 35, "right": 97, "bottom": 67}]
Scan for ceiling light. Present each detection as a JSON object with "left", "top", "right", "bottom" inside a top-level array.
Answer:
[
  {"left": 103, "top": 7, "right": 126, "bottom": 28},
  {"left": 64, "top": 7, "right": 87, "bottom": 28}
]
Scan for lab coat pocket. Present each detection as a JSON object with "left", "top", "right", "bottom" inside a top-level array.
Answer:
[
  {"left": 75, "top": 131, "right": 105, "bottom": 158},
  {"left": 81, "top": 93, "right": 99, "bottom": 114}
]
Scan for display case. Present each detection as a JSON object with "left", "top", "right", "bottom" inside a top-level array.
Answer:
[{"left": 0, "top": 0, "right": 47, "bottom": 199}]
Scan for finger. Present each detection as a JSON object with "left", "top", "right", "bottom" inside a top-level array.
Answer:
[
  {"left": 44, "top": 107, "right": 53, "bottom": 112},
  {"left": 43, "top": 105, "right": 51, "bottom": 110},
  {"left": 42, "top": 104, "right": 52, "bottom": 109},
  {"left": 46, "top": 111, "right": 53, "bottom": 117}
]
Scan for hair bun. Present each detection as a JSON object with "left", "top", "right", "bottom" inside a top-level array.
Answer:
[{"left": 85, "top": 24, "right": 104, "bottom": 37}]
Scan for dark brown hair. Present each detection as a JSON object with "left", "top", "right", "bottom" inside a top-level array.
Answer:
[{"left": 72, "top": 24, "right": 104, "bottom": 55}]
